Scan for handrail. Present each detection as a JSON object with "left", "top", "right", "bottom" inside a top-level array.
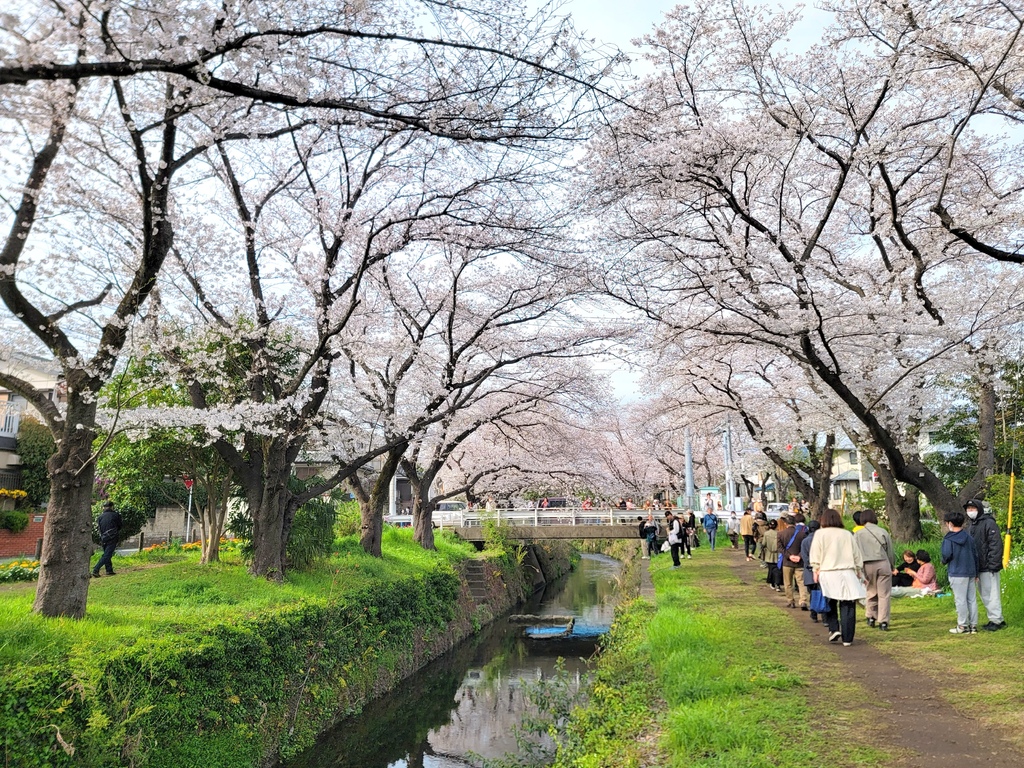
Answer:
[{"left": 385, "top": 507, "right": 650, "bottom": 528}]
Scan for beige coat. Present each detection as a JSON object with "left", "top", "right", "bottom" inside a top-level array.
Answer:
[
  {"left": 809, "top": 526, "right": 863, "bottom": 574},
  {"left": 739, "top": 513, "right": 755, "bottom": 536}
]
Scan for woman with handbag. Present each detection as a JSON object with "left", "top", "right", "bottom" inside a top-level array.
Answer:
[
  {"left": 853, "top": 509, "right": 895, "bottom": 631},
  {"left": 801, "top": 520, "right": 827, "bottom": 623},
  {"left": 809, "top": 508, "right": 866, "bottom": 647}
]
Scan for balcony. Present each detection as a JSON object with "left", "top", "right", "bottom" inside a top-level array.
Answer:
[{"left": 0, "top": 402, "right": 22, "bottom": 448}]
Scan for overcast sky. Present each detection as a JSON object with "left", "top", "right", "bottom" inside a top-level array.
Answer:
[
  {"left": 553, "top": 1, "right": 834, "bottom": 402},
  {"left": 557, "top": 0, "right": 833, "bottom": 59}
]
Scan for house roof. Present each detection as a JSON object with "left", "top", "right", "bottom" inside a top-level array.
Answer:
[{"left": 831, "top": 469, "right": 861, "bottom": 482}]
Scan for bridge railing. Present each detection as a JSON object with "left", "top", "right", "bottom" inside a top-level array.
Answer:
[{"left": 385, "top": 507, "right": 645, "bottom": 529}]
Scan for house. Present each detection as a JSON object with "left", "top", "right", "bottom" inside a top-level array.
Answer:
[
  {"left": 828, "top": 435, "right": 877, "bottom": 508},
  {"left": 0, "top": 353, "right": 63, "bottom": 490}
]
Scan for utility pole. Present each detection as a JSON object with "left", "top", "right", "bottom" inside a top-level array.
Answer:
[
  {"left": 723, "top": 418, "right": 735, "bottom": 511},
  {"left": 684, "top": 427, "right": 695, "bottom": 511}
]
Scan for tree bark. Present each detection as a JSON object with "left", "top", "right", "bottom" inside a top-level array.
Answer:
[
  {"left": 359, "top": 445, "right": 406, "bottom": 557},
  {"left": 246, "top": 457, "right": 292, "bottom": 580},
  {"left": 31, "top": 397, "right": 98, "bottom": 619}
]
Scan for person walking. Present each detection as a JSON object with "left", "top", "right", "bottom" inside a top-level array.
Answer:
[
  {"left": 740, "top": 508, "right": 756, "bottom": 561},
  {"left": 679, "top": 509, "right": 697, "bottom": 558},
  {"left": 726, "top": 511, "right": 740, "bottom": 549},
  {"left": 853, "top": 509, "right": 895, "bottom": 631},
  {"left": 810, "top": 508, "right": 865, "bottom": 647},
  {"left": 965, "top": 500, "right": 1007, "bottom": 631},
  {"left": 761, "top": 518, "right": 782, "bottom": 590},
  {"left": 92, "top": 501, "right": 123, "bottom": 577},
  {"left": 781, "top": 513, "right": 810, "bottom": 610},
  {"left": 800, "top": 520, "right": 823, "bottom": 623},
  {"left": 666, "top": 511, "right": 684, "bottom": 569},
  {"left": 702, "top": 506, "right": 720, "bottom": 551},
  {"left": 943, "top": 510, "right": 980, "bottom": 634},
  {"left": 644, "top": 513, "right": 660, "bottom": 558}
]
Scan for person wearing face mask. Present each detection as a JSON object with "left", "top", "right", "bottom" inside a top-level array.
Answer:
[{"left": 965, "top": 500, "right": 1007, "bottom": 631}]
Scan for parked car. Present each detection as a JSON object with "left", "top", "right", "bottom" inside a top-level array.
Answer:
[
  {"left": 436, "top": 500, "right": 468, "bottom": 513},
  {"left": 765, "top": 503, "right": 790, "bottom": 519}
]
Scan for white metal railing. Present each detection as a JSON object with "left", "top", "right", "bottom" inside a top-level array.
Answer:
[
  {"left": 385, "top": 507, "right": 643, "bottom": 529},
  {"left": 0, "top": 403, "right": 21, "bottom": 438}
]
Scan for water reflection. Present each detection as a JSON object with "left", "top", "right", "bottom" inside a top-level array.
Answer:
[{"left": 285, "top": 554, "right": 620, "bottom": 768}]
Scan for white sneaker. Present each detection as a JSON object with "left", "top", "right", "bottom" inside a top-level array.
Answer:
[
  {"left": 949, "top": 626, "right": 970, "bottom": 634},
  {"left": 842, "top": 642, "right": 852, "bottom": 647},
  {"left": 641, "top": 556, "right": 650, "bottom": 560},
  {"left": 688, "top": 554, "right": 692, "bottom": 559}
]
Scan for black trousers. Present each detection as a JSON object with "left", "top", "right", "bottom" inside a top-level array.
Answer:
[
  {"left": 825, "top": 598, "right": 857, "bottom": 642},
  {"left": 743, "top": 535, "right": 756, "bottom": 557},
  {"left": 679, "top": 533, "right": 692, "bottom": 556},
  {"left": 670, "top": 542, "right": 681, "bottom": 566},
  {"left": 94, "top": 540, "right": 117, "bottom": 574}
]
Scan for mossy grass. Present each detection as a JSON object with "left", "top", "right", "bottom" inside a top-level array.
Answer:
[
  {"left": 0, "top": 527, "right": 477, "bottom": 767},
  {"left": 0, "top": 526, "right": 474, "bottom": 667},
  {"left": 555, "top": 549, "right": 894, "bottom": 768}
]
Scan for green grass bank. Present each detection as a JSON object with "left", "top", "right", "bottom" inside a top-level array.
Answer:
[
  {"left": 554, "top": 537, "right": 1024, "bottom": 767},
  {"left": 0, "top": 528, "right": 555, "bottom": 768}
]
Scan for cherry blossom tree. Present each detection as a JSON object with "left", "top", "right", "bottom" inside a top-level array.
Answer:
[
  {"left": 1, "top": 0, "right": 615, "bottom": 611},
  {"left": 586, "top": 0, "right": 1024, "bottom": 538}
]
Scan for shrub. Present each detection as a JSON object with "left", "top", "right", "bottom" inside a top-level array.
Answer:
[
  {"left": 0, "top": 508, "right": 29, "bottom": 533},
  {"left": 228, "top": 480, "right": 339, "bottom": 571},
  {"left": 15, "top": 416, "right": 54, "bottom": 507},
  {"left": 287, "top": 496, "right": 337, "bottom": 570}
]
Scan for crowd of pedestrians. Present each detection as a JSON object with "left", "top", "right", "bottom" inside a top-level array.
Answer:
[{"left": 639, "top": 496, "right": 1007, "bottom": 645}]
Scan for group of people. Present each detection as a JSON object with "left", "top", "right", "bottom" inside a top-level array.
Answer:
[
  {"left": 636, "top": 494, "right": 1008, "bottom": 646},
  {"left": 735, "top": 506, "right": 901, "bottom": 646},
  {"left": 736, "top": 500, "right": 1006, "bottom": 645}
]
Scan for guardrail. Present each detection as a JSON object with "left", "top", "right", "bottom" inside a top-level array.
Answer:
[{"left": 386, "top": 507, "right": 646, "bottom": 529}]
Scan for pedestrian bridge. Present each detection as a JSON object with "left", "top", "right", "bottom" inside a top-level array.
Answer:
[{"left": 388, "top": 507, "right": 647, "bottom": 541}]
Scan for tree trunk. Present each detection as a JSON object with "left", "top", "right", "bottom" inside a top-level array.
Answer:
[
  {"left": 249, "top": 460, "right": 292, "bottom": 580},
  {"left": 412, "top": 489, "right": 436, "bottom": 551},
  {"left": 891, "top": 486, "right": 922, "bottom": 542},
  {"left": 404, "top": 461, "right": 439, "bottom": 551},
  {"left": 32, "top": 414, "right": 98, "bottom": 619},
  {"left": 360, "top": 445, "right": 405, "bottom": 557}
]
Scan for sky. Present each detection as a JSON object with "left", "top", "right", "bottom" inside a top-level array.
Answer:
[
  {"left": 549, "top": 1, "right": 834, "bottom": 401},
  {"left": 556, "top": 0, "right": 834, "bottom": 59}
]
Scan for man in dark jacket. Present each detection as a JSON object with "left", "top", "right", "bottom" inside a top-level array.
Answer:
[
  {"left": 965, "top": 500, "right": 1006, "bottom": 631},
  {"left": 92, "top": 501, "right": 123, "bottom": 577},
  {"left": 781, "top": 513, "right": 809, "bottom": 609}
]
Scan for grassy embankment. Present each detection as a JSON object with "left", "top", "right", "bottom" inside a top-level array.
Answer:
[
  {"left": 554, "top": 531, "right": 1024, "bottom": 767},
  {"left": 0, "top": 528, "right": 505, "bottom": 768}
]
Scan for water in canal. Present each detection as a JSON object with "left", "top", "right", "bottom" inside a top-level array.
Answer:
[{"left": 284, "top": 553, "right": 622, "bottom": 768}]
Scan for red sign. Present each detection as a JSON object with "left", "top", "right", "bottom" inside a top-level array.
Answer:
[{"left": 183, "top": 476, "right": 194, "bottom": 490}]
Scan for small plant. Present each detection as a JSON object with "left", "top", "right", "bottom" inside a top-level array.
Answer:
[
  {"left": 0, "top": 559, "right": 40, "bottom": 582},
  {"left": 1, "top": 508, "right": 30, "bottom": 533}
]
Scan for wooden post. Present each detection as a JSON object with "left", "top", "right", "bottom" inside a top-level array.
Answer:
[
  {"left": 35, "top": 538, "right": 43, "bottom": 559},
  {"left": 138, "top": 532, "right": 145, "bottom": 552},
  {"left": 168, "top": 530, "right": 173, "bottom": 546}
]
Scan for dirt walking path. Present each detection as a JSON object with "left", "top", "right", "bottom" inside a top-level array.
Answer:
[{"left": 727, "top": 551, "right": 1020, "bottom": 768}]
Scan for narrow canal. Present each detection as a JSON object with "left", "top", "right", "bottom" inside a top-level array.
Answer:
[{"left": 284, "top": 553, "right": 623, "bottom": 768}]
